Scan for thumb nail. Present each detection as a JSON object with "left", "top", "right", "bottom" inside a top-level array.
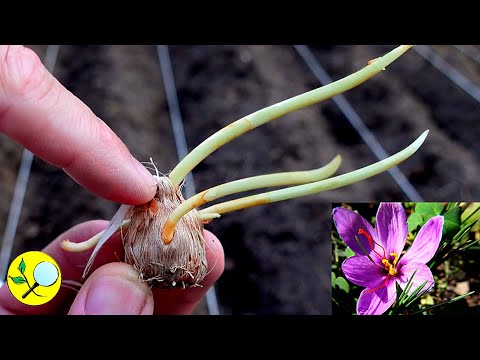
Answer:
[
  {"left": 85, "top": 276, "right": 151, "bottom": 315},
  {"left": 69, "top": 263, "right": 154, "bottom": 315}
]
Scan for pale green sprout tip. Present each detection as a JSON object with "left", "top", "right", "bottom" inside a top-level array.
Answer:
[
  {"left": 162, "top": 45, "right": 416, "bottom": 243},
  {"left": 198, "top": 156, "right": 341, "bottom": 222},
  {"left": 168, "top": 45, "right": 413, "bottom": 186},
  {"left": 61, "top": 219, "right": 130, "bottom": 252},
  {"left": 164, "top": 155, "right": 341, "bottom": 234},
  {"left": 200, "top": 212, "right": 221, "bottom": 222},
  {"left": 199, "top": 130, "right": 428, "bottom": 217}
]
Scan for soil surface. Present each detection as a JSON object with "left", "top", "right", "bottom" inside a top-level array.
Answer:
[{"left": 1, "top": 45, "right": 480, "bottom": 314}]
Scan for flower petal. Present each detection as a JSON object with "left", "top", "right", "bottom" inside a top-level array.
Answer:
[
  {"left": 333, "top": 206, "right": 381, "bottom": 258},
  {"left": 376, "top": 202, "right": 408, "bottom": 255},
  {"left": 398, "top": 215, "right": 444, "bottom": 267},
  {"left": 398, "top": 262, "right": 434, "bottom": 295},
  {"left": 342, "top": 255, "right": 385, "bottom": 288},
  {"left": 357, "top": 277, "right": 397, "bottom": 315}
]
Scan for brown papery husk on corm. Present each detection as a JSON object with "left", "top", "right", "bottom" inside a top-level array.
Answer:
[{"left": 122, "top": 176, "right": 207, "bottom": 288}]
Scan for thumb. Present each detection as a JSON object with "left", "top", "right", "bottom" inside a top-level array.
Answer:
[{"left": 68, "top": 262, "right": 154, "bottom": 315}]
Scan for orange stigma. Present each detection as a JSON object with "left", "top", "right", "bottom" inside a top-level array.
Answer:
[
  {"left": 358, "top": 229, "right": 400, "bottom": 294},
  {"left": 358, "top": 229, "right": 386, "bottom": 259}
]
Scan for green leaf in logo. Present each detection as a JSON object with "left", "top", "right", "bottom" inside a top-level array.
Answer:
[
  {"left": 9, "top": 275, "right": 26, "bottom": 284},
  {"left": 18, "top": 258, "right": 26, "bottom": 274}
]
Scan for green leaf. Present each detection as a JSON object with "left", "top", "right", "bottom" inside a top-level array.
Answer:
[
  {"left": 460, "top": 238, "right": 480, "bottom": 251},
  {"left": 335, "top": 277, "right": 350, "bottom": 293},
  {"left": 18, "top": 258, "right": 26, "bottom": 274},
  {"left": 460, "top": 203, "right": 480, "bottom": 224},
  {"left": 335, "top": 249, "right": 348, "bottom": 258},
  {"left": 407, "top": 212, "right": 424, "bottom": 232},
  {"left": 403, "top": 202, "right": 416, "bottom": 209},
  {"left": 444, "top": 202, "right": 459, "bottom": 212},
  {"left": 443, "top": 206, "right": 460, "bottom": 236},
  {"left": 331, "top": 272, "right": 336, "bottom": 288},
  {"left": 9, "top": 275, "right": 26, "bottom": 284},
  {"left": 397, "top": 269, "right": 418, "bottom": 305},
  {"left": 345, "top": 247, "right": 355, "bottom": 258},
  {"left": 411, "top": 291, "right": 475, "bottom": 315},
  {"left": 415, "top": 202, "right": 444, "bottom": 222},
  {"left": 404, "top": 281, "right": 429, "bottom": 307}
]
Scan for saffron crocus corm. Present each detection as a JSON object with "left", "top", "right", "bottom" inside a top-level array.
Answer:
[{"left": 332, "top": 202, "right": 444, "bottom": 315}]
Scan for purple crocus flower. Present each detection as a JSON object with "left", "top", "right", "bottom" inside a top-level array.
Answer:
[{"left": 333, "top": 202, "right": 444, "bottom": 315}]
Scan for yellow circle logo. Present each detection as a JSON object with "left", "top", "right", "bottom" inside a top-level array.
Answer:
[{"left": 6, "top": 251, "right": 61, "bottom": 306}]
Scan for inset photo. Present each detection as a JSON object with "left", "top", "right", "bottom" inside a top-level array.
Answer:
[{"left": 332, "top": 202, "right": 480, "bottom": 315}]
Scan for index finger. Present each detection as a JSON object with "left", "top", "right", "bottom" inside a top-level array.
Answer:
[{"left": 0, "top": 45, "right": 157, "bottom": 205}]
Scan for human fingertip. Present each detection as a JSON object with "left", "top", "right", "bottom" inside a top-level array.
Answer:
[
  {"left": 68, "top": 263, "right": 154, "bottom": 315},
  {"left": 132, "top": 156, "right": 157, "bottom": 195}
]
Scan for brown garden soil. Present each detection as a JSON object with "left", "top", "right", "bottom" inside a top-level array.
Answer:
[{"left": 1, "top": 45, "right": 480, "bottom": 314}]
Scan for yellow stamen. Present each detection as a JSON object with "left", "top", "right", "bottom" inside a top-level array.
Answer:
[
  {"left": 388, "top": 265, "right": 396, "bottom": 276},
  {"left": 390, "top": 252, "right": 399, "bottom": 266},
  {"left": 382, "top": 258, "right": 390, "bottom": 270},
  {"left": 381, "top": 252, "right": 399, "bottom": 276}
]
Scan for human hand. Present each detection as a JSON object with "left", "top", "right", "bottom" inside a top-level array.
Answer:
[
  {"left": 0, "top": 221, "right": 224, "bottom": 314},
  {"left": 0, "top": 45, "right": 157, "bottom": 204},
  {"left": 0, "top": 45, "right": 225, "bottom": 314}
]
